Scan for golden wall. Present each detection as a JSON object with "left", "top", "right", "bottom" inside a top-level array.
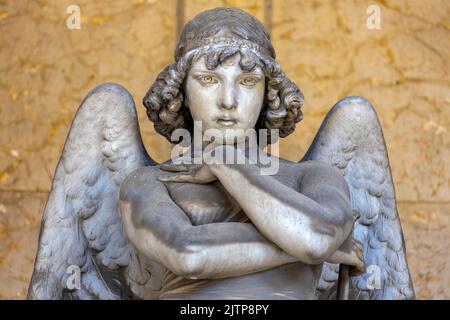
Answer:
[{"left": 0, "top": 0, "right": 448, "bottom": 299}]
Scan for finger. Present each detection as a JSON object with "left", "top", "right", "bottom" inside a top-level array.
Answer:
[
  {"left": 356, "top": 247, "right": 364, "bottom": 262},
  {"left": 350, "top": 262, "right": 365, "bottom": 276},
  {"left": 157, "top": 174, "right": 194, "bottom": 183},
  {"left": 160, "top": 163, "right": 190, "bottom": 172},
  {"left": 350, "top": 252, "right": 365, "bottom": 272},
  {"left": 357, "top": 243, "right": 363, "bottom": 254},
  {"left": 352, "top": 212, "right": 361, "bottom": 223},
  {"left": 355, "top": 242, "right": 364, "bottom": 257},
  {"left": 350, "top": 254, "right": 365, "bottom": 276}
]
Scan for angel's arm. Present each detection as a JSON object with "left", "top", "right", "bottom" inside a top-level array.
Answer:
[
  {"left": 119, "top": 167, "right": 297, "bottom": 280},
  {"left": 208, "top": 157, "right": 355, "bottom": 265}
]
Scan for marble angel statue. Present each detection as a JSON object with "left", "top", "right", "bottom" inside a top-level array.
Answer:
[{"left": 27, "top": 8, "right": 414, "bottom": 300}]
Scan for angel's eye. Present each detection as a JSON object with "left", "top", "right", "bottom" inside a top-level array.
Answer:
[
  {"left": 239, "top": 76, "right": 260, "bottom": 87},
  {"left": 197, "top": 75, "right": 218, "bottom": 86}
]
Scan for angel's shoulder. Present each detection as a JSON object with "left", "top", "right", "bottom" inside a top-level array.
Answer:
[{"left": 120, "top": 165, "right": 165, "bottom": 201}]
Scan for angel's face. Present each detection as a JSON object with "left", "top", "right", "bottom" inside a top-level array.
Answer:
[{"left": 185, "top": 53, "right": 265, "bottom": 144}]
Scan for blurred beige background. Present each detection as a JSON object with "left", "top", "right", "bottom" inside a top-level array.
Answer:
[{"left": 0, "top": 0, "right": 449, "bottom": 299}]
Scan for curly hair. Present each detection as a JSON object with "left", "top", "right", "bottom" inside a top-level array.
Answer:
[{"left": 143, "top": 8, "right": 304, "bottom": 144}]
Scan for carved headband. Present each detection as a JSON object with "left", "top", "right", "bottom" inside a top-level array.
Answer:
[{"left": 182, "top": 36, "right": 274, "bottom": 58}]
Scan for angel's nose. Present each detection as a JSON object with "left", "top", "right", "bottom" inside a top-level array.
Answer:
[{"left": 218, "top": 83, "right": 238, "bottom": 110}]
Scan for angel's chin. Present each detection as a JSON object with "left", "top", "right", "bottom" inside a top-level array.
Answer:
[{"left": 217, "top": 128, "right": 255, "bottom": 145}]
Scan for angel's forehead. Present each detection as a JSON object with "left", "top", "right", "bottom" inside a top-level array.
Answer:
[{"left": 189, "top": 52, "right": 263, "bottom": 75}]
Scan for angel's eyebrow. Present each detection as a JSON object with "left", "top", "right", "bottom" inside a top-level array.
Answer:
[
  {"left": 239, "top": 70, "right": 264, "bottom": 78},
  {"left": 240, "top": 67, "right": 264, "bottom": 75},
  {"left": 189, "top": 69, "right": 219, "bottom": 76}
]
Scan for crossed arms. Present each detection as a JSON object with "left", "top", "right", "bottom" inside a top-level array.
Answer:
[{"left": 119, "top": 158, "right": 361, "bottom": 280}]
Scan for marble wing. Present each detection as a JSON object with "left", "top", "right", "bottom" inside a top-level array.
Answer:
[
  {"left": 302, "top": 96, "right": 415, "bottom": 300},
  {"left": 27, "top": 83, "right": 154, "bottom": 299}
]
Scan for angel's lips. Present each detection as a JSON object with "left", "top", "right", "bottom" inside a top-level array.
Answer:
[{"left": 216, "top": 118, "right": 237, "bottom": 126}]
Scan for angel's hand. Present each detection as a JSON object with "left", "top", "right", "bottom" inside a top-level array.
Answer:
[
  {"left": 327, "top": 235, "right": 365, "bottom": 276},
  {"left": 158, "top": 156, "right": 217, "bottom": 184}
]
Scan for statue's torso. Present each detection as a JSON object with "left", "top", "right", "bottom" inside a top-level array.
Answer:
[{"left": 132, "top": 159, "right": 323, "bottom": 300}]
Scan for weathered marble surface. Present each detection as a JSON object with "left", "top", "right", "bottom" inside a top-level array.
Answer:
[{"left": 0, "top": 0, "right": 448, "bottom": 299}]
